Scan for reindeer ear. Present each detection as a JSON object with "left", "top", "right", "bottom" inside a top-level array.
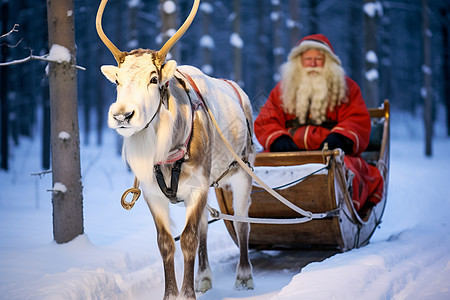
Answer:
[
  {"left": 101, "top": 65, "right": 118, "bottom": 83},
  {"left": 160, "top": 60, "right": 177, "bottom": 85}
]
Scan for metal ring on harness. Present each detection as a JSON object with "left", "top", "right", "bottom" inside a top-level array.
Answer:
[{"left": 121, "top": 186, "right": 141, "bottom": 210}]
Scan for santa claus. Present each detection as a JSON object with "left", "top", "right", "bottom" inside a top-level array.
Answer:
[{"left": 254, "top": 34, "right": 383, "bottom": 211}]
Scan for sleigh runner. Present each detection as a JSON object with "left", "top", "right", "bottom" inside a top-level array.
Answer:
[{"left": 215, "top": 100, "right": 390, "bottom": 251}]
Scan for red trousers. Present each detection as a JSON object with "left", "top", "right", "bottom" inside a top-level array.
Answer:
[{"left": 344, "top": 156, "right": 384, "bottom": 211}]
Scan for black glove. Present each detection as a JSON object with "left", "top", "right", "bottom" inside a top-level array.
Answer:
[
  {"left": 320, "top": 132, "right": 354, "bottom": 154},
  {"left": 270, "top": 135, "right": 300, "bottom": 152}
]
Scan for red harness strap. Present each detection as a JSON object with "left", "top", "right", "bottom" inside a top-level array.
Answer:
[
  {"left": 177, "top": 70, "right": 244, "bottom": 111},
  {"left": 221, "top": 79, "right": 244, "bottom": 110}
]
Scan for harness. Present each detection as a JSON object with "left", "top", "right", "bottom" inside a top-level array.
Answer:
[
  {"left": 120, "top": 72, "right": 338, "bottom": 227},
  {"left": 121, "top": 70, "right": 252, "bottom": 208}
]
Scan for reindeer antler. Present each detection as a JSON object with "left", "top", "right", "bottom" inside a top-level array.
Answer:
[
  {"left": 156, "top": 0, "right": 200, "bottom": 64},
  {"left": 96, "top": 0, "right": 199, "bottom": 66},
  {"left": 96, "top": 0, "right": 126, "bottom": 64}
]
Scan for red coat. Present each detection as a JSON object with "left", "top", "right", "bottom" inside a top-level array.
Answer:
[
  {"left": 254, "top": 77, "right": 383, "bottom": 210},
  {"left": 255, "top": 77, "right": 371, "bottom": 155}
]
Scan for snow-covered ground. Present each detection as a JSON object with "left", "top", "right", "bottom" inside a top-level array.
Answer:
[{"left": 1, "top": 116, "right": 449, "bottom": 300}]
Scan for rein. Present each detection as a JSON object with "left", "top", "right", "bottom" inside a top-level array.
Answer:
[
  {"left": 120, "top": 72, "right": 337, "bottom": 225},
  {"left": 140, "top": 85, "right": 166, "bottom": 132}
]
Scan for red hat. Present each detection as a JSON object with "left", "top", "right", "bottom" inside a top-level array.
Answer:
[{"left": 288, "top": 34, "right": 341, "bottom": 65}]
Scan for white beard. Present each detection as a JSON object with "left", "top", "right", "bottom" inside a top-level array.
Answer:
[
  {"left": 295, "top": 67, "right": 329, "bottom": 124},
  {"left": 280, "top": 56, "right": 348, "bottom": 125}
]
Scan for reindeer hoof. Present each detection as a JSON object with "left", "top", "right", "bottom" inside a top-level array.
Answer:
[
  {"left": 234, "top": 278, "right": 254, "bottom": 290},
  {"left": 195, "top": 277, "right": 212, "bottom": 293}
]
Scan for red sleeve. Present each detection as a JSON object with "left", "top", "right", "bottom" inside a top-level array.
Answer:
[
  {"left": 292, "top": 125, "right": 330, "bottom": 150},
  {"left": 254, "top": 83, "right": 291, "bottom": 150},
  {"left": 330, "top": 77, "right": 371, "bottom": 155}
]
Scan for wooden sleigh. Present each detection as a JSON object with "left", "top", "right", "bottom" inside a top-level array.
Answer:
[{"left": 215, "top": 100, "right": 390, "bottom": 251}]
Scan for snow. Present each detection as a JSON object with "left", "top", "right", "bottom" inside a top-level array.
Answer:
[
  {"left": 51, "top": 182, "right": 67, "bottom": 193},
  {"left": 1, "top": 117, "right": 450, "bottom": 299},
  {"left": 230, "top": 33, "right": 244, "bottom": 49},
  {"left": 363, "top": 1, "right": 383, "bottom": 18},
  {"left": 422, "top": 64, "right": 432, "bottom": 75},
  {"left": 286, "top": 19, "right": 298, "bottom": 29},
  {"left": 200, "top": 35, "right": 215, "bottom": 49},
  {"left": 162, "top": 1, "right": 176, "bottom": 15},
  {"left": 127, "top": 39, "right": 139, "bottom": 49},
  {"left": 201, "top": 64, "right": 213, "bottom": 75},
  {"left": 166, "top": 28, "right": 177, "bottom": 38},
  {"left": 200, "top": 3, "right": 213, "bottom": 14},
  {"left": 421, "top": 87, "right": 428, "bottom": 99},
  {"left": 366, "top": 50, "right": 378, "bottom": 64},
  {"left": 273, "top": 47, "right": 285, "bottom": 56},
  {"left": 47, "top": 44, "right": 71, "bottom": 63},
  {"left": 365, "top": 68, "right": 379, "bottom": 82},
  {"left": 128, "top": 0, "right": 141, "bottom": 9},
  {"left": 58, "top": 131, "right": 71, "bottom": 140},
  {"left": 270, "top": 12, "right": 280, "bottom": 22}
]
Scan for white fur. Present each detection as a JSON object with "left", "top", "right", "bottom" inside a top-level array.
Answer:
[{"left": 102, "top": 52, "right": 254, "bottom": 296}]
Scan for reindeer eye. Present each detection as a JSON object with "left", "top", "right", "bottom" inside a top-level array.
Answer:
[
  {"left": 150, "top": 77, "right": 158, "bottom": 84},
  {"left": 115, "top": 79, "right": 120, "bottom": 85}
]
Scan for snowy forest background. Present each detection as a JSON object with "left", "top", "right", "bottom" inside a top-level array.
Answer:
[{"left": 1, "top": 0, "right": 450, "bottom": 172}]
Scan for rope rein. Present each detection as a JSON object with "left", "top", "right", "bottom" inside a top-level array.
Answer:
[{"left": 120, "top": 72, "right": 341, "bottom": 224}]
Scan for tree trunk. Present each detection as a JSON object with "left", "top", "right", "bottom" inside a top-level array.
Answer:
[
  {"left": 232, "top": 0, "right": 243, "bottom": 86},
  {"left": 422, "top": 0, "right": 433, "bottom": 156},
  {"left": 309, "top": 0, "right": 319, "bottom": 34},
  {"left": 289, "top": 0, "right": 300, "bottom": 47},
  {"left": 47, "top": 0, "right": 84, "bottom": 243},
  {"left": 200, "top": 0, "right": 213, "bottom": 75},
  {"left": 363, "top": 0, "right": 380, "bottom": 109},
  {"left": 0, "top": 2, "right": 9, "bottom": 171},
  {"left": 349, "top": 0, "right": 362, "bottom": 83},
  {"left": 441, "top": 7, "right": 450, "bottom": 136},
  {"left": 256, "top": 0, "right": 270, "bottom": 101},
  {"left": 160, "top": 0, "right": 179, "bottom": 61},
  {"left": 42, "top": 77, "right": 51, "bottom": 170},
  {"left": 379, "top": 14, "right": 392, "bottom": 104},
  {"left": 272, "top": 0, "right": 283, "bottom": 84}
]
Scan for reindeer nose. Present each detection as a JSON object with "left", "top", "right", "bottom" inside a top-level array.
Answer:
[{"left": 113, "top": 110, "right": 135, "bottom": 123}]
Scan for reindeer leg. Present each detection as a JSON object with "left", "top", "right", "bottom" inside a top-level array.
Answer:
[
  {"left": 179, "top": 189, "right": 208, "bottom": 299},
  {"left": 146, "top": 197, "right": 178, "bottom": 300},
  {"left": 230, "top": 170, "right": 254, "bottom": 290},
  {"left": 157, "top": 222, "right": 179, "bottom": 299},
  {"left": 195, "top": 209, "right": 212, "bottom": 293}
]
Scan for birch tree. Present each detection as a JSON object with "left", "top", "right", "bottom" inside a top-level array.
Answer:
[{"left": 47, "top": 0, "right": 84, "bottom": 243}]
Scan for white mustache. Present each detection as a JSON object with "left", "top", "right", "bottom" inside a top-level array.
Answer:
[{"left": 304, "top": 67, "right": 323, "bottom": 74}]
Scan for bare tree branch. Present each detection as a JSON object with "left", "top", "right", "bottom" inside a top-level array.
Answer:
[
  {"left": 4, "top": 37, "right": 23, "bottom": 48},
  {"left": 0, "top": 24, "right": 19, "bottom": 39},
  {"left": 0, "top": 49, "right": 86, "bottom": 70}
]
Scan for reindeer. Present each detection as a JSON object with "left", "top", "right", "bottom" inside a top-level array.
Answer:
[{"left": 96, "top": 0, "right": 254, "bottom": 298}]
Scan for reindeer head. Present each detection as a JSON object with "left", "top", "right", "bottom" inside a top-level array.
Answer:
[{"left": 96, "top": 0, "right": 199, "bottom": 137}]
